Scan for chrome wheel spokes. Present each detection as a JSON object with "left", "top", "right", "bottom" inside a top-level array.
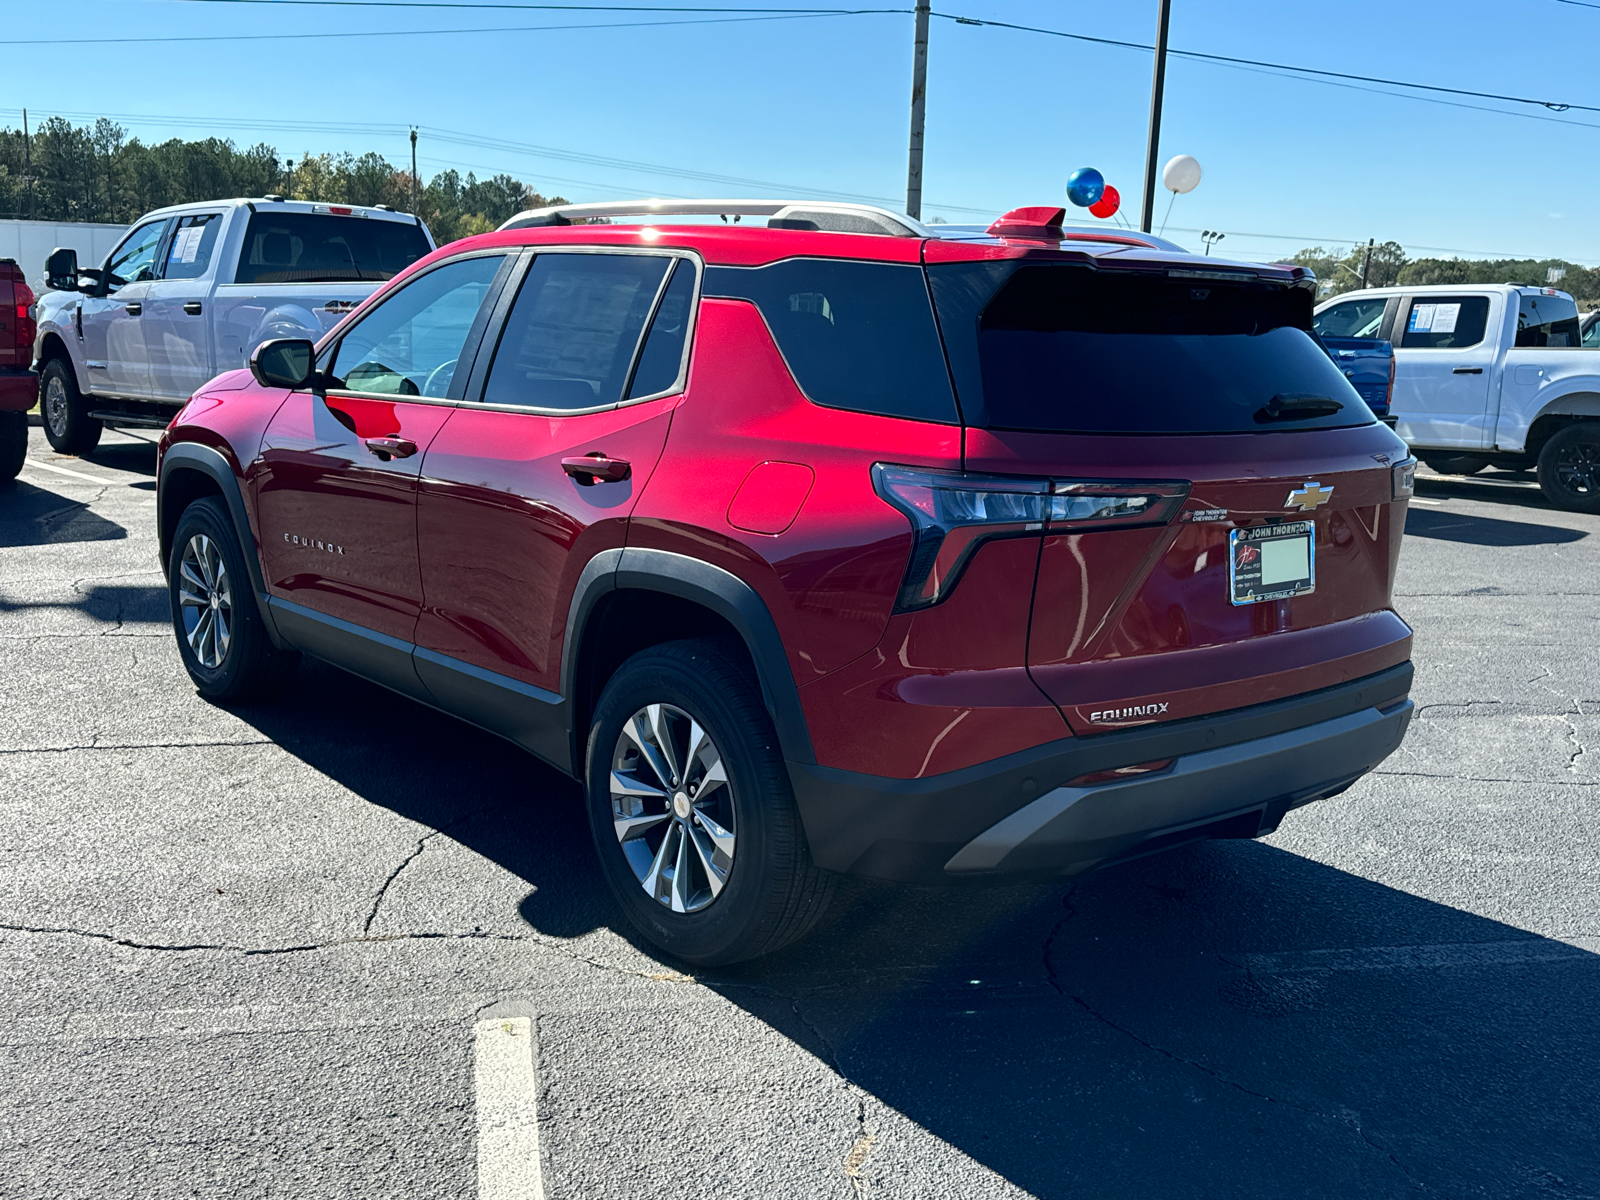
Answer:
[
  {"left": 44, "top": 376, "right": 68, "bottom": 436},
  {"left": 177, "top": 533, "right": 233, "bottom": 670},
  {"left": 610, "top": 702, "right": 736, "bottom": 913}
]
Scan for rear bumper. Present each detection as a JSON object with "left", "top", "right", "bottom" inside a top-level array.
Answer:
[
  {"left": 788, "top": 662, "right": 1412, "bottom": 882},
  {"left": 0, "top": 368, "right": 37, "bottom": 412}
]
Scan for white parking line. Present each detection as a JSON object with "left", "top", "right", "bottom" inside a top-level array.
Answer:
[
  {"left": 21, "top": 458, "right": 115, "bottom": 485},
  {"left": 475, "top": 1016, "right": 546, "bottom": 1200}
]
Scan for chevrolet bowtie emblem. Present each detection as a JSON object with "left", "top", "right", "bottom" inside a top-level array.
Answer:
[{"left": 1285, "top": 482, "right": 1333, "bottom": 512}]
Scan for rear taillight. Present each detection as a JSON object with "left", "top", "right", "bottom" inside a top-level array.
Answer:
[
  {"left": 872, "top": 464, "right": 1190, "bottom": 611},
  {"left": 1385, "top": 353, "right": 1395, "bottom": 410},
  {"left": 1391, "top": 457, "right": 1416, "bottom": 500},
  {"left": 14, "top": 281, "right": 35, "bottom": 353}
]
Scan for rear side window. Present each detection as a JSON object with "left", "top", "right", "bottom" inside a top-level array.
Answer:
[
  {"left": 627, "top": 259, "right": 697, "bottom": 399},
  {"left": 1313, "top": 295, "right": 1388, "bottom": 339},
  {"left": 703, "top": 259, "right": 958, "bottom": 423},
  {"left": 1399, "top": 296, "right": 1490, "bottom": 349},
  {"left": 234, "top": 212, "right": 430, "bottom": 284},
  {"left": 1515, "top": 292, "right": 1582, "bottom": 348},
  {"left": 928, "top": 262, "right": 1370, "bottom": 434},
  {"left": 162, "top": 213, "right": 222, "bottom": 281},
  {"left": 482, "top": 252, "right": 673, "bottom": 411}
]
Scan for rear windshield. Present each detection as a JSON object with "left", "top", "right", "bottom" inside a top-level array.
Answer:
[
  {"left": 234, "top": 211, "right": 431, "bottom": 285},
  {"left": 928, "top": 262, "right": 1372, "bottom": 434}
]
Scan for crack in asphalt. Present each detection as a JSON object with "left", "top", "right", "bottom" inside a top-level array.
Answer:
[
  {"left": 363, "top": 831, "right": 443, "bottom": 935},
  {"left": 0, "top": 739, "right": 276, "bottom": 756},
  {"left": 1041, "top": 889, "right": 1437, "bottom": 1195},
  {"left": 1372, "top": 768, "right": 1599, "bottom": 788}
]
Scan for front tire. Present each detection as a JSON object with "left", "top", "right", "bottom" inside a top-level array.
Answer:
[
  {"left": 1537, "top": 423, "right": 1600, "bottom": 513},
  {"left": 0, "top": 410, "right": 25, "bottom": 486},
  {"left": 39, "top": 359, "right": 101, "bottom": 456},
  {"left": 585, "top": 639, "right": 835, "bottom": 966},
  {"left": 168, "top": 496, "right": 300, "bottom": 701},
  {"left": 1420, "top": 454, "right": 1487, "bottom": 476}
]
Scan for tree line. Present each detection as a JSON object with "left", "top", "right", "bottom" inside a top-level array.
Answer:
[
  {"left": 1290, "top": 240, "right": 1598, "bottom": 303},
  {"left": 0, "top": 117, "right": 564, "bottom": 246}
]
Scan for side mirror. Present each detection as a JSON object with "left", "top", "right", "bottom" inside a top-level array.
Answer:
[
  {"left": 250, "top": 338, "right": 317, "bottom": 390},
  {"left": 45, "top": 247, "right": 79, "bottom": 292}
]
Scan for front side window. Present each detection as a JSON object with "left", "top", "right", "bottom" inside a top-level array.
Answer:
[
  {"left": 325, "top": 255, "right": 504, "bottom": 398},
  {"left": 104, "top": 220, "right": 169, "bottom": 293},
  {"left": 482, "top": 252, "right": 673, "bottom": 411},
  {"left": 1399, "top": 296, "right": 1490, "bottom": 349},
  {"left": 1515, "top": 292, "right": 1581, "bottom": 348},
  {"left": 703, "top": 258, "right": 958, "bottom": 423},
  {"left": 1313, "top": 296, "right": 1387, "bottom": 339},
  {"left": 234, "top": 212, "right": 431, "bottom": 285},
  {"left": 1584, "top": 315, "right": 1600, "bottom": 349},
  {"left": 162, "top": 213, "right": 223, "bottom": 281}
]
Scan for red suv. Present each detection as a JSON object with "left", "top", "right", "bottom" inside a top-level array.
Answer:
[{"left": 156, "top": 200, "right": 1417, "bottom": 964}]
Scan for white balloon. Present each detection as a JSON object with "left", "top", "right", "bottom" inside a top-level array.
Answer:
[{"left": 1162, "top": 154, "right": 1202, "bottom": 195}]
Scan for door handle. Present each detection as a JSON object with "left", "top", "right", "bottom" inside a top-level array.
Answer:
[
  {"left": 124, "top": 302, "right": 141, "bottom": 316},
  {"left": 364, "top": 435, "right": 418, "bottom": 461},
  {"left": 561, "top": 454, "right": 631, "bottom": 485},
  {"left": 1452, "top": 366, "right": 1483, "bottom": 374},
  {"left": 184, "top": 301, "right": 203, "bottom": 316}
]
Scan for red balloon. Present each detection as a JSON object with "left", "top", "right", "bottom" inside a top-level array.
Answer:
[{"left": 1089, "top": 184, "right": 1121, "bottom": 219}]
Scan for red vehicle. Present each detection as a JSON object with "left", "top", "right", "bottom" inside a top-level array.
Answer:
[
  {"left": 0, "top": 258, "right": 38, "bottom": 483},
  {"left": 156, "top": 200, "right": 1417, "bottom": 964}
]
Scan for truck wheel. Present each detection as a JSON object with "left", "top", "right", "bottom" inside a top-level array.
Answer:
[
  {"left": 584, "top": 638, "right": 835, "bottom": 966},
  {"left": 1420, "top": 454, "right": 1487, "bottom": 476},
  {"left": 39, "top": 359, "right": 101, "bottom": 456},
  {"left": 0, "top": 411, "right": 26, "bottom": 487},
  {"left": 168, "top": 496, "right": 300, "bottom": 701},
  {"left": 1537, "top": 424, "right": 1600, "bottom": 514}
]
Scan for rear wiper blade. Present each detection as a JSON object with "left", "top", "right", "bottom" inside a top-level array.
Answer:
[{"left": 1256, "top": 393, "right": 1343, "bottom": 423}]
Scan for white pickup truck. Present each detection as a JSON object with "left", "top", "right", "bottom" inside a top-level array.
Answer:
[
  {"left": 1313, "top": 283, "right": 1600, "bottom": 511},
  {"left": 31, "top": 197, "right": 434, "bottom": 454}
]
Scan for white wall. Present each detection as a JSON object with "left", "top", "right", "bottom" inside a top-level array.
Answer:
[{"left": 0, "top": 219, "right": 127, "bottom": 291}]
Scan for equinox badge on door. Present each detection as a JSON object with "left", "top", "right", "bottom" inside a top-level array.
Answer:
[{"left": 1284, "top": 481, "right": 1333, "bottom": 511}]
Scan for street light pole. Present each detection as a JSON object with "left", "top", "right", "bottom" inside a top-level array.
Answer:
[
  {"left": 410, "top": 128, "right": 419, "bottom": 216},
  {"left": 905, "top": 0, "right": 931, "bottom": 221},
  {"left": 1138, "top": 0, "right": 1173, "bottom": 234}
]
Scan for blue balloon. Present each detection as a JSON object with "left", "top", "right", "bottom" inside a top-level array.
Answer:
[{"left": 1066, "top": 167, "right": 1105, "bottom": 208}]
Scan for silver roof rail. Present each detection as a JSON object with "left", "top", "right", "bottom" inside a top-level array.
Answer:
[{"left": 498, "top": 198, "right": 932, "bottom": 238}]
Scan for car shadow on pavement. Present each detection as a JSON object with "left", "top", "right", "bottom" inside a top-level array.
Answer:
[
  {"left": 234, "top": 658, "right": 1600, "bottom": 1199},
  {"left": 0, "top": 480, "right": 126, "bottom": 546},
  {"left": 1403, "top": 506, "right": 1587, "bottom": 546}
]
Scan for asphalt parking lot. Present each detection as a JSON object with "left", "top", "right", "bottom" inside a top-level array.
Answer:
[{"left": 2, "top": 424, "right": 1597, "bottom": 1199}]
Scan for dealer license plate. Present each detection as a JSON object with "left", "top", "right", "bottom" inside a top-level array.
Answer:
[{"left": 1229, "top": 522, "right": 1315, "bottom": 605}]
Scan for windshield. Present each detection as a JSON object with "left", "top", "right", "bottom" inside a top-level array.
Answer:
[
  {"left": 929, "top": 262, "right": 1372, "bottom": 434},
  {"left": 234, "top": 211, "right": 431, "bottom": 285}
]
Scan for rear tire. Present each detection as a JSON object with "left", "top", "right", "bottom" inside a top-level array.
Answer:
[
  {"left": 168, "top": 496, "right": 300, "bottom": 701},
  {"left": 1537, "top": 423, "right": 1600, "bottom": 514},
  {"left": 1420, "top": 454, "right": 1488, "bottom": 476},
  {"left": 39, "top": 359, "right": 101, "bottom": 456},
  {"left": 585, "top": 638, "right": 835, "bottom": 966},
  {"left": 0, "top": 410, "right": 25, "bottom": 487}
]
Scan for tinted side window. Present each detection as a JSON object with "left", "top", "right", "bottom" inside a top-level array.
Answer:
[
  {"left": 234, "top": 212, "right": 431, "bottom": 284},
  {"left": 104, "top": 220, "right": 169, "bottom": 293},
  {"left": 162, "top": 213, "right": 222, "bottom": 281},
  {"left": 1400, "top": 296, "right": 1490, "bottom": 349},
  {"left": 327, "top": 255, "right": 504, "bottom": 398},
  {"left": 1313, "top": 296, "right": 1387, "bottom": 339},
  {"left": 1516, "top": 292, "right": 1582, "bottom": 348},
  {"left": 703, "top": 259, "right": 958, "bottom": 423},
  {"left": 627, "top": 259, "right": 697, "bottom": 399},
  {"left": 1584, "top": 315, "right": 1600, "bottom": 349},
  {"left": 483, "top": 252, "right": 671, "bottom": 411}
]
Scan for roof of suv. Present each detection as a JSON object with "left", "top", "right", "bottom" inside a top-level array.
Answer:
[{"left": 472, "top": 197, "right": 1312, "bottom": 284}]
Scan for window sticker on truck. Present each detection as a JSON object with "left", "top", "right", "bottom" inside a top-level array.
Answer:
[{"left": 1408, "top": 303, "right": 1460, "bottom": 335}]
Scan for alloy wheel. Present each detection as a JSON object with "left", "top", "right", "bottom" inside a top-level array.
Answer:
[
  {"left": 176, "top": 533, "right": 233, "bottom": 669},
  {"left": 609, "top": 702, "right": 736, "bottom": 913},
  {"left": 43, "top": 374, "right": 69, "bottom": 437},
  {"left": 1554, "top": 440, "right": 1600, "bottom": 497}
]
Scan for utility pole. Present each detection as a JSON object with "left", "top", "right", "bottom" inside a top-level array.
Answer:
[
  {"left": 1138, "top": 0, "right": 1173, "bottom": 233},
  {"left": 905, "top": 0, "right": 930, "bottom": 221},
  {"left": 410, "top": 128, "right": 419, "bottom": 216},
  {"left": 22, "top": 109, "right": 32, "bottom": 221},
  {"left": 1360, "top": 237, "right": 1375, "bottom": 288}
]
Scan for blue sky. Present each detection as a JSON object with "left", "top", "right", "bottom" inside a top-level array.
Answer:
[{"left": 8, "top": 0, "right": 1600, "bottom": 264}]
